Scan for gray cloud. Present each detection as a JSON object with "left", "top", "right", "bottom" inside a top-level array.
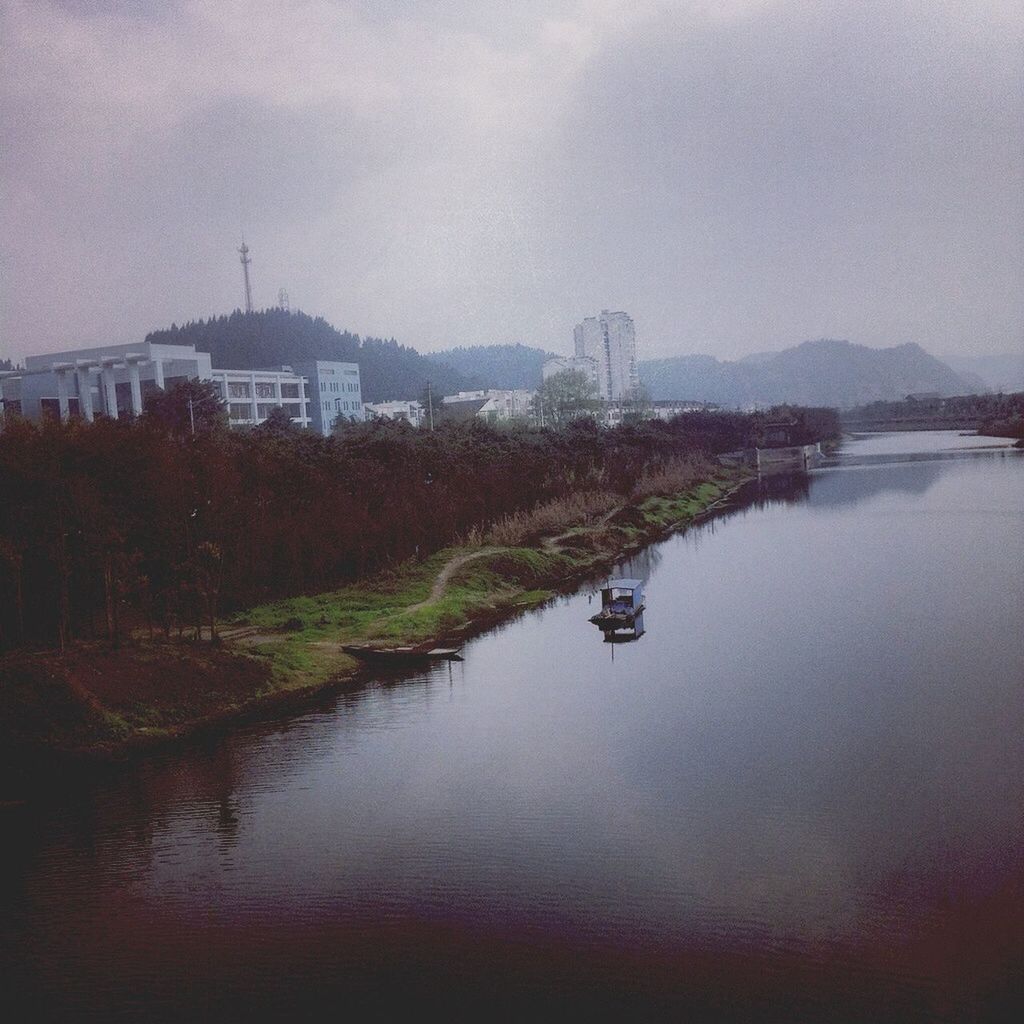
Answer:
[{"left": 2, "top": 0, "right": 1021, "bottom": 362}]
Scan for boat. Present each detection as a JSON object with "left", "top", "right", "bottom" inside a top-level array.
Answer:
[
  {"left": 602, "top": 614, "right": 645, "bottom": 644},
  {"left": 589, "top": 578, "right": 645, "bottom": 628},
  {"left": 341, "top": 644, "right": 464, "bottom": 663}
]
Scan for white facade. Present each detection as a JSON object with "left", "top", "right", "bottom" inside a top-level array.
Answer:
[
  {"left": 2, "top": 342, "right": 360, "bottom": 436},
  {"left": 442, "top": 389, "right": 536, "bottom": 422},
  {"left": 211, "top": 367, "right": 310, "bottom": 430},
  {"left": 294, "top": 360, "right": 364, "bottom": 435},
  {"left": 573, "top": 310, "right": 638, "bottom": 401},
  {"left": 364, "top": 400, "right": 425, "bottom": 427},
  {"left": 6, "top": 342, "right": 213, "bottom": 423}
]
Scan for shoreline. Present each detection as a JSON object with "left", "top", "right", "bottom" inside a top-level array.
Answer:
[{"left": 1, "top": 469, "right": 750, "bottom": 777}]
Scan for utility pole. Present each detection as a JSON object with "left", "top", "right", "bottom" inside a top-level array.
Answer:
[
  {"left": 188, "top": 396, "right": 196, "bottom": 436},
  {"left": 238, "top": 241, "right": 253, "bottom": 313}
]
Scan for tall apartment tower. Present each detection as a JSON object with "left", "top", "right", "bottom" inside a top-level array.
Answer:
[{"left": 573, "top": 310, "right": 638, "bottom": 401}]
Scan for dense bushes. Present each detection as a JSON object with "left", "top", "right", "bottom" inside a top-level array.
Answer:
[{"left": 0, "top": 394, "right": 835, "bottom": 651}]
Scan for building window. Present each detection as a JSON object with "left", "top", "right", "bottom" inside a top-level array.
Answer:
[
  {"left": 281, "top": 383, "right": 299, "bottom": 399},
  {"left": 283, "top": 404, "right": 301, "bottom": 419},
  {"left": 256, "top": 403, "right": 277, "bottom": 419},
  {"left": 229, "top": 403, "right": 250, "bottom": 420},
  {"left": 228, "top": 382, "right": 250, "bottom": 399},
  {"left": 256, "top": 382, "right": 275, "bottom": 399}
]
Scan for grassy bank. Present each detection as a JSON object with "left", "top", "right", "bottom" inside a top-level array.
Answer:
[{"left": 0, "top": 467, "right": 743, "bottom": 763}]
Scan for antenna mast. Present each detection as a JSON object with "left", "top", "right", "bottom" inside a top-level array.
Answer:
[
  {"left": 278, "top": 288, "right": 290, "bottom": 313},
  {"left": 238, "top": 241, "right": 253, "bottom": 313}
]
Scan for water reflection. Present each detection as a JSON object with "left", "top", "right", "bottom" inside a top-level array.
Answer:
[
  {"left": 3, "top": 433, "right": 1023, "bottom": 1021},
  {"left": 601, "top": 612, "right": 646, "bottom": 644}
]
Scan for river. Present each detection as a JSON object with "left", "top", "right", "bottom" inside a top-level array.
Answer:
[{"left": 4, "top": 431, "right": 1023, "bottom": 1021}]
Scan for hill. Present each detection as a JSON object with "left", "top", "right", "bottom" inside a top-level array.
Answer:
[
  {"left": 942, "top": 352, "right": 1024, "bottom": 393},
  {"left": 145, "top": 309, "right": 471, "bottom": 402},
  {"left": 424, "top": 343, "right": 554, "bottom": 390},
  {"left": 640, "top": 340, "right": 980, "bottom": 408}
]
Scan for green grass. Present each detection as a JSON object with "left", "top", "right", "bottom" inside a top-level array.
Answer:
[
  {"left": 234, "top": 477, "right": 738, "bottom": 690},
  {"left": 638, "top": 479, "right": 728, "bottom": 528},
  {"left": 2, "top": 471, "right": 747, "bottom": 757}
]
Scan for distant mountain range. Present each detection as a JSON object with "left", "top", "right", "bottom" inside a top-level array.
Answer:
[
  {"left": 640, "top": 340, "right": 984, "bottom": 408},
  {"left": 144, "top": 313, "right": 996, "bottom": 410},
  {"left": 941, "top": 352, "right": 1024, "bottom": 393},
  {"left": 424, "top": 344, "right": 555, "bottom": 390},
  {"left": 430, "top": 338, "right": 985, "bottom": 408}
]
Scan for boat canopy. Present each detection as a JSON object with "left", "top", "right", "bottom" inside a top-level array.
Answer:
[
  {"left": 599, "top": 579, "right": 645, "bottom": 608},
  {"left": 605, "top": 578, "right": 643, "bottom": 591}
]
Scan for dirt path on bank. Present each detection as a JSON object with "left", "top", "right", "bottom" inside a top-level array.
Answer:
[
  {"left": 541, "top": 503, "right": 625, "bottom": 552},
  {"left": 404, "top": 547, "right": 504, "bottom": 613}
]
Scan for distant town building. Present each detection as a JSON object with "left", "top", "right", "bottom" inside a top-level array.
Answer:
[
  {"left": 573, "top": 310, "right": 638, "bottom": 401},
  {"left": 441, "top": 389, "right": 536, "bottom": 423},
  {"left": 542, "top": 354, "right": 601, "bottom": 395},
  {"left": 364, "top": 399, "right": 425, "bottom": 427},
  {"left": 599, "top": 400, "right": 717, "bottom": 427},
  {"left": 0, "top": 342, "right": 361, "bottom": 436}
]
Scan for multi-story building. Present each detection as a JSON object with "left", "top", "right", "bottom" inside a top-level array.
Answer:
[
  {"left": 364, "top": 400, "right": 425, "bottom": 427},
  {"left": 2, "top": 342, "right": 214, "bottom": 423},
  {"left": 573, "top": 310, "right": 638, "bottom": 401},
  {"left": 210, "top": 366, "right": 311, "bottom": 430},
  {"left": 292, "top": 360, "right": 364, "bottom": 434},
  {"left": 0, "top": 343, "right": 361, "bottom": 437}
]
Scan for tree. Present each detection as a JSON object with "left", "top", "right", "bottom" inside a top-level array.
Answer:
[
  {"left": 144, "top": 379, "right": 227, "bottom": 437},
  {"left": 533, "top": 370, "right": 598, "bottom": 426},
  {"left": 190, "top": 541, "right": 224, "bottom": 641},
  {"left": 0, "top": 538, "right": 24, "bottom": 647},
  {"left": 620, "top": 384, "right": 653, "bottom": 424},
  {"left": 256, "top": 405, "right": 300, "bottom": 437}
]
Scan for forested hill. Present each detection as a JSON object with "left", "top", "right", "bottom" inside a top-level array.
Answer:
[
  {"left": 425, "top": 343, "right": 554, "bottom": 389},
  {"left": 640, "top": 339, "right": 980, "bottom": 408},
  {"left": 145, "top": 310, "right": 471, "bottom": 402}
]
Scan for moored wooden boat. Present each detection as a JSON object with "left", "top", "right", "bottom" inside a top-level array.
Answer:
[
  {"left": 341, "top": 644, "right": 464, "bottom": 662},
  {"left": 588, "top": 578, "right": 645, "bottom": 627}
]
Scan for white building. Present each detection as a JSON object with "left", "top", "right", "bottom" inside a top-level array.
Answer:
[
  {"left": 4, "top": 342, "right": 213, "bottom": 423},
  {"left": 364, "top": 399, "right": 425, "bottom": 427},
  {"left": 211, "top": 366, "right": 311, "bottom": 430},
  {"left": 294, "top": 360, "right": 364, "bottom": 434},
  {"left": 0, "top": 343, "right": 361, "bottom": 436},
  {"left": 441, "top": 389, "right": 536, "bottom": 422},
  {"left": 542, "top": 355, "right": 601, "bottom": 395},
  {"left": 573, "top": 310, "right": 638, "bottom": 401}
]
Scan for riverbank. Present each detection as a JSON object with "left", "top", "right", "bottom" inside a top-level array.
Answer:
[{"left": 0, "top": 467, "right": 745, "bottom": 767}]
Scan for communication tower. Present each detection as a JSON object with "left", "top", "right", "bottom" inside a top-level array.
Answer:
[{"left": 238, "top": 241, "right": 254, "bottom": 313}]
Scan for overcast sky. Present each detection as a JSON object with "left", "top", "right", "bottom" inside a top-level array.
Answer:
[{"left": 2, "top": 0, "right": 1021, "bottom": 363}]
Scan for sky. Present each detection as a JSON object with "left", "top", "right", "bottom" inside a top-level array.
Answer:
[{"left": 2, "top": 0, "right": 1022, "bottom": 363}]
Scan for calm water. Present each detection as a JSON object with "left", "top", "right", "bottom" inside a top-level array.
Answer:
[{"left": 4, "top": 432, "right": 1023, "bottom": 1022}]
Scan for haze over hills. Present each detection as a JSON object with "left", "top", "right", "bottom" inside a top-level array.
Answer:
[
  {"left": 430, "top": 338, "right": 983, "bottom": 408},
  {"left": 942, "top": 352, "right": 1024, "bottom": 393},
  {"left": 145, "top": 313, "right": 987, "bottom": 410},
  {"left": 640, "top": 340, "right": 984, "bottom": 408},
  {"left": 424, "top": 344, "right": 554, "bottom": 391}
]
